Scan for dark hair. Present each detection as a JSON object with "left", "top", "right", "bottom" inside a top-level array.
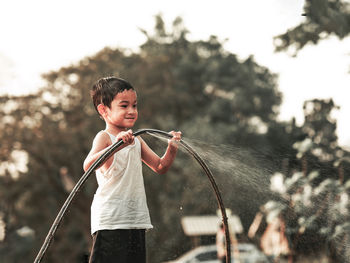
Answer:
[{"left": 91, "top": 76, "right": 135, "bottom": 115}]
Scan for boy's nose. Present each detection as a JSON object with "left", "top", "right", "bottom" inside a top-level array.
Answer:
[{"left": 127, "top": 107, "right": 137, "bottom": 114}]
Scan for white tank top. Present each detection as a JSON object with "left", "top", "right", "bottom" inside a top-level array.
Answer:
[{"left": 90, "top": 131, "right": 153, "bottom": 234}]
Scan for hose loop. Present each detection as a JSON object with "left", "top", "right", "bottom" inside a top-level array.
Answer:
[{"left": 34, "top": 129, "right": 231, "bottom": 263}]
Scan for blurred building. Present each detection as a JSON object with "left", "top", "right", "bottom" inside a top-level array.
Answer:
[{"left": 180, "top": 209, "right": 243, "bottom": 247}]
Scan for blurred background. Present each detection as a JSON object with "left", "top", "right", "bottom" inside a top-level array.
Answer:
[{"left": 1, "top": 0, "right": 350, "bottom": 262}]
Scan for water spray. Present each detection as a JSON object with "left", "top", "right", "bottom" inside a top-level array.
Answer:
[{"left": 34, "top": 129, "right": 231, "bottom": 263}]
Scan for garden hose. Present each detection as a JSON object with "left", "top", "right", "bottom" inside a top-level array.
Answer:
[{"left": 34, "top": 128, "right": 231, "bottom": 263}]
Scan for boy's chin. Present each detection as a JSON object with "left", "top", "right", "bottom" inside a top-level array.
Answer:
[
  {"left": 124, "top": 123, "right": 136, "bottom": 129},
  {"left": 128, "top": 121, "right": 136, "bottom": 125}
]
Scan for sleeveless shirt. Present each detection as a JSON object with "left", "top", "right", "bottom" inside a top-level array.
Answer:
[{"left": 90, "top": 131, "right": 153, "bottom": 234}]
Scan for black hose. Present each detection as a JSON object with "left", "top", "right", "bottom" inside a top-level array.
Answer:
[{"left": 34, "top": 128, "right": 231, "bottom": 263}]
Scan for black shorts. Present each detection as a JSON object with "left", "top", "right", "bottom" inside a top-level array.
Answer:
[{"left": 89, "top": 229, "right": 146, "bottom": 263}]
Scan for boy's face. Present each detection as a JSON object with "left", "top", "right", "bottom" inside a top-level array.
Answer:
[{"left": 103, "top": 90, "right": 138, "bottom": 129}]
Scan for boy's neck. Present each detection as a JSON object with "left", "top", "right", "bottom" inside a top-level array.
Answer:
[{"left": 105, "top": 123, "right": 129, "bottom": 136}]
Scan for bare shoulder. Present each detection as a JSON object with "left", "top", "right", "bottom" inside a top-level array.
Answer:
[
  {"left": 138, "top": 136, "right": 145, "bottom": 145},
  {"left": 138, "top": 135, "right": 158, "bottom": 159},
  {"left": 138, "top": 136, "right": 150, "bottom": 149},
  {"left": 92, "top": 131, "right": 112, "bottom": 148}
]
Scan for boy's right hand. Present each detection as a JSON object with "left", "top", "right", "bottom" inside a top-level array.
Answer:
[{"left": 116, "top": 129, "right": 135, "bottom": 145}]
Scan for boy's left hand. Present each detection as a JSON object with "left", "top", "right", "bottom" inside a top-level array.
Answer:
[{"left": 168, "top": 131, "right": 182, "bottom": 148}]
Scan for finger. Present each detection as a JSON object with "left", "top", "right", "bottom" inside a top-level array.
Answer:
[
  {"left": 168, "top": 131, "right": 177, "bottom": 140},
  {"left": 174, "top": 131, "right": 181, "bottom": 140},
  {"left": 125, "top": 133, "right": 131, "bottom": 142}
]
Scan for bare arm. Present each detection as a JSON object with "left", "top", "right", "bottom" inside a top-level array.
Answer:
[
  {"left": 83, "top": 130, "right": 135, "bottom": 173},
  {"left": 140, "top": 131, "right": 181, "bottom": 174},
  {"left": 83, "top": 131, "right": 112, "bottom": 172}
]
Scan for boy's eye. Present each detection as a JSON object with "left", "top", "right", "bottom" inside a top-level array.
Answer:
[
  {"left": 133, "top": 104, "right": 137, "bottom": 108},
  {"left": 120, "top": 105, "right": 128, "bottom": 108}
]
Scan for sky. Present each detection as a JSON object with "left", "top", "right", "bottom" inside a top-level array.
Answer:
[{"left": 1, "top": 0, "right": 350, "bottom": 148}]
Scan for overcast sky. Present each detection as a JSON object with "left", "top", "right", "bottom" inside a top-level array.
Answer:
[{"left": 1, "top": 0, "right": 350, "bottom": 148}]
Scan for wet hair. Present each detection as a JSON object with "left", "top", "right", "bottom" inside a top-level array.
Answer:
[{"left": 91, "top": 76, "right": 135, "bottom": 115}]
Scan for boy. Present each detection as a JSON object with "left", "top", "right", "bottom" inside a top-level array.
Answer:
[{"left": 83, "top": 76, "right": 181, "bottom": 263}]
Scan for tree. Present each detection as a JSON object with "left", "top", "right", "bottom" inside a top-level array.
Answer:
[
  {"left": 261, "top": 98, "right": 350, "bottom": 263},
  {"left": 0, "top": 15, "right": 285, "bottom": 262},
  {"left": 275, "top": 0, "right": 350, "bottom": 55}
]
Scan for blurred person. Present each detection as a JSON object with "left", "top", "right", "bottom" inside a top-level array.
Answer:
[
  {"left": 83, "top": 76, "right": 181, "bottom": 263},
  {"left": 260, "top": 216, "right": 290, "bottom": 263},
  {"left": 216, "top": 223, "right": 227, "bottom": 263}
]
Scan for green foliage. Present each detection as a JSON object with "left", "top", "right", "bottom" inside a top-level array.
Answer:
[
  {"left": 263, "top": 99, "right": 350, "bottom": 262},
  {"left": 275, "top": 0, "right": 350, "bottom": 55}
]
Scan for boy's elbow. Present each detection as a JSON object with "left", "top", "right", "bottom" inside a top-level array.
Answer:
[
  {"left": 156, "top": 166, "right": 169, "bottom": 175},
  {"left": 152, "top": 159, "right": 172, "bottom": 174}
]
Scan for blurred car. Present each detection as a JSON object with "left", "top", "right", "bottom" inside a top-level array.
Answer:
[{"left": 164, "top": 243, "right": 269, "bottom": 263}]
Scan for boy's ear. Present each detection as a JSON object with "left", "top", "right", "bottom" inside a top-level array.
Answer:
[{"left": 97, "top": 104, "right": 107, "bottom": 117}]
